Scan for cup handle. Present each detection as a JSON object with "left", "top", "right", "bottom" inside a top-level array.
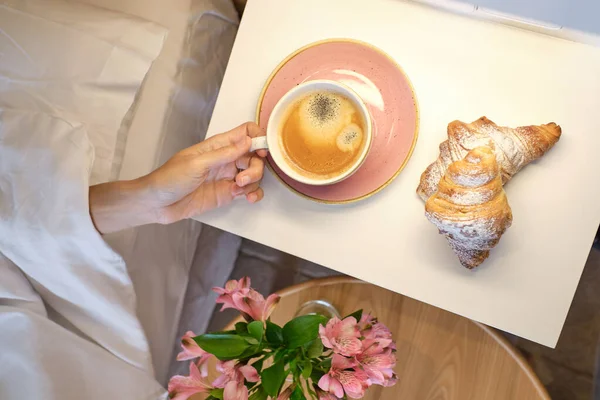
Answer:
[{"left": 250, "top": 136, "right": 268, "bottom": 153}]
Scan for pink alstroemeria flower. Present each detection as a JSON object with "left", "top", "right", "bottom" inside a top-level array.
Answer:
[
  {"left": 168, "top": 361, "right": 212, "bottom": 400},
  {"left": 364, "top": 320, "right": 396, "bottom": 351},
  {"left": 363, "top": 320, "right": 392, "bottom": 341},
  {"left": 355, "top": 340, "right": 397, "bottom": 386},
  {"left": 319, "top": 317, "right": 362, "bottom": 357},
  {"left": 232, "top": 289, "right": 280, "bottom": 322},
  {"left": 318, "top": 354, "right": 370, "bottom": 399},
  {"left": 223, "top": 382, "right": 249, "bottom": 400},
  {"left": 360, "top": 338, "right": 393, "bottom": 354},
  {"left": 381, "top": 373, "right": 398, "bottom": 387},
  {"left": 317, "top": 389, "right": 340, "bottom": 400},
  {"left": 213, "top": 360, "right": 260, "bottom": 400},
  {"left": 213, "top": 277, "right": 251, "bottom": 311},
  {"left": 176, "top": 331, "right": 212, "bottom": 377},
  {"left": 357, "top": 313, "right": 376, "bottom": 332}
]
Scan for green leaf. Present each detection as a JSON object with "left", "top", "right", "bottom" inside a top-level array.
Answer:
[
  {"left": 274, "top": 349, "right": 287, "bottom": 363},
  {"left": 206, "top": 396, "right": 218, "bottom": 400},
  {"left": 237, "top": 345, "right": 262, "bottom": 361},
  {"left": 210, "top": 388, "right": 224, "bottom": 399},
  {"left": 244, "top": 337, "right": 259, "bottom": 345},
  {"left": 305, "top": 338, "right": 323, "bottom": 359},
  {"left": 283, "top": 315, "right": 328, "bottom": 348},
  {"left": 310, "top": 369, "right": 325, "bottom": 385},
  {"left": 246, "top": 381, "right": 259, "bottom": 390},
  {"left": 265, "top": 320, "right": 284, "bottom": 345},
  {"left": 194, "top": 334, "right": 251, "bottom": 359},
  {"left": 318, "top": 358, "right": 332, "bottom": 371},
  {"left": 235, "top": 322, "right": 249, "bottom": 334},
  {"left": 345, "top": 309, "right": 363, "bottom": 322},
  {"left": 289, "top": 358, "right": 298, "bottom": 380},
  {"left": 291, "top": 386, "right": 307, "bottom": 400},
  {"left": 249, "top": 387, "right": 268, "bottom": 400},
  {"left": 301, "top": 359, "right": 313, "bottom": 379},
  {"left": 252, "top": 357, "right": 265, "bottom": 372},
  {"left": 260, "top": 360, "right": 287, "bottom": 397},
  {"left": 248, "top": 321, "right": 264, "bottom": 341}
]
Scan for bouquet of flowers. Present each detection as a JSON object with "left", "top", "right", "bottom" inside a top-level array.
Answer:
[{"left": 169, "top": 278, "right": 397, "bottom": 400}]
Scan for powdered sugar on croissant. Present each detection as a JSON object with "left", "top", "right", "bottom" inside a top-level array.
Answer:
[
  {"left": 417, "top": 117, "right": 561, "bottom": 202},
  {"left": 425, "top": 146, "right": 513, "bottom": 269}
]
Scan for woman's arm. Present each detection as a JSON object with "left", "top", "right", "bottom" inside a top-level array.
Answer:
[
  {"left": 89, "top": 178, "right": 157, "bottom": 234},
  {"left": 89, "top": 122, "right": 267, "bottom": 234}
]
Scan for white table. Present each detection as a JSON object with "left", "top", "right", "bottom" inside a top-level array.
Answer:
[{"left": 198, "top": 0, "right": 600, "bottom": 347}]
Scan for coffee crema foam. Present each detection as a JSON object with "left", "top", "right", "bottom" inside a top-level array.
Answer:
[{"left": 279, "top": 90, "right": 366, "bottom": 180}]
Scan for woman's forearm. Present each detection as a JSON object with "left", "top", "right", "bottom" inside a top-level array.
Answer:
[
  {"left": 89, "top": 178, "right": 157, "bottom": 234},
  {"left": 89, "top": 123, "right": 266, "bottom": 234}
]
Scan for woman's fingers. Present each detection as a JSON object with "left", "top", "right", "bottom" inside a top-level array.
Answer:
[
  {"left": 184, "top": 122, "right": 266, "bottom": 172},
  {"left": 246, "top": 187, "right": 264, "bottom": 204},
  {"left": 231, "top": 181, "right": 261, "bottom": 197},
  {"left": 235, "top": 155, "right": 264, "bottom": 187},
  {"left": 246, "top": 122, "right": 268, "bottom": 158},
  {"left": 235, "top": 154, "right": 252, "bottom": 170},
  {"left": 196, "top": 122, "right": 266, "bottom": 156},
  {"left": 232, "top": 153, "right": 265, "bottom": 204},
  {"left": 195, "top": 134, "right": 251, "bottom": 170},
  {"left": 232, "top": 182, "right": 264, "bottom": 204}
]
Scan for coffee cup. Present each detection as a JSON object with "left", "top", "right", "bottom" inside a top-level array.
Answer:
[{"left": 251, "top": 80, "right": 372, "bottom": 186}]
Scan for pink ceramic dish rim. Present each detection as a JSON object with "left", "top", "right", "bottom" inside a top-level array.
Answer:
[{"left": 255, "top": 38, "right": 420, "bottom": 205}]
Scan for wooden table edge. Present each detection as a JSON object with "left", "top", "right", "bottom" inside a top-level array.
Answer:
[{"left": 268, "top": 276, "right": 551, "bottom": 400}]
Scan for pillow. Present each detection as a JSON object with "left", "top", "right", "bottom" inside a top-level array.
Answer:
[{"left": 0, "top": 0, "right": 167, "bottom": 184}]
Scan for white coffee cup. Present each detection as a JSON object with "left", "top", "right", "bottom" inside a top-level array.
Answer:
[{"left": 250, "top": 80, "right": 372, "bottom": 186}]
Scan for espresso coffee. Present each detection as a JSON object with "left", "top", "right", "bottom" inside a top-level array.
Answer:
[{"left": 279, "top": 90, "right": 366, "bottom": 180}]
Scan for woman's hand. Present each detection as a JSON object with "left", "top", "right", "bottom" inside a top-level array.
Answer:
[
  {"left": 144, "top": 122, "right": 267, "bottom": 223},
  {"left": 90, "top": 122, "right": 267, "bottom": 234}
]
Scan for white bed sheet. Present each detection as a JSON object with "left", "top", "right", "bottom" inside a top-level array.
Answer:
[
  {"left": 93, "top": 0, "right": 241, "bottom": 384},
  {"left": 1, "top": 0, "right": 168, "bottom": 377},
  {"left": 0, "top": 0, "right": 241, "bottom": 392},
  {"left": 0, "top": 114, "right": 166, "bottom": 399},
  {"left": 0, "top": 0, "right": 167, "bottom": 185}
]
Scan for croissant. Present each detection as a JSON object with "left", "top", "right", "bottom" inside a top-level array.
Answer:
[
  {"left": 425, "top": 146, "right": 513, "bottom": 269},
  {"left": 417, "top": 117, "right": 561, "bottom": 202}
]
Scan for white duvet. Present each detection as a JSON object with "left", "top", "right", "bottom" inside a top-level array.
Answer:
[
  {"left": 0, "top": 0, "right": 241, "bottom": 396},
  {"left": 0, "top": 112, "right": 167, "bottom": 399},
  {"left": 0, "top": 0, "right": 168, "bottom": 398}
]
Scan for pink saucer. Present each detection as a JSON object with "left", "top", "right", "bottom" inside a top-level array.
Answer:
[{"left": 257, "top": 39, "right": 418, "bottom": 204}]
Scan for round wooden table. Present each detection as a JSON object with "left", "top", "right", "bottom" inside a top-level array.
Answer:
[
  {"left": 250, "top": 277, "right": 549, "bottom": 400},
  {"left": 198, "top": 277, "right": 549, "bottom": 400}
]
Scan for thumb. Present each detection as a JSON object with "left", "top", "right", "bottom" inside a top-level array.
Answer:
[{"left": 199, "top": 135, "right": 251, "bottom": 169}]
